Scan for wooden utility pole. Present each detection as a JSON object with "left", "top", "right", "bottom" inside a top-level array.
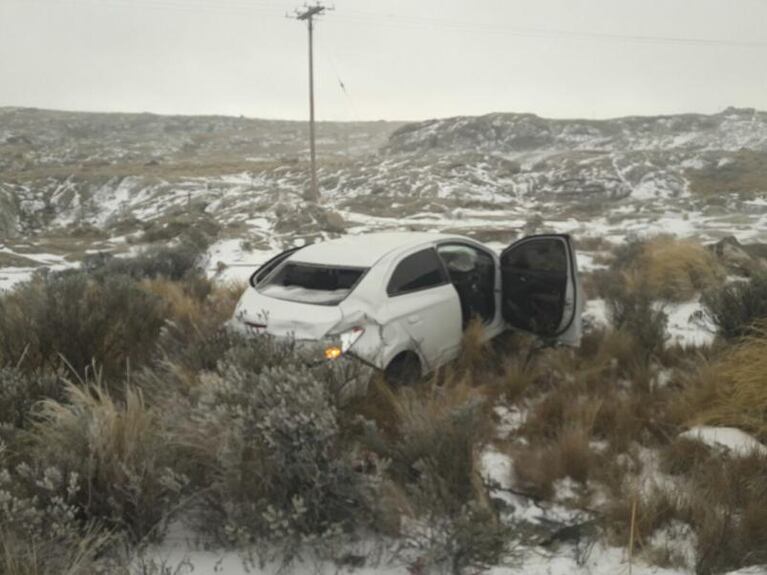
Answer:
[{"left": 291, "top": 3, "right": 331, "bottom": 203}]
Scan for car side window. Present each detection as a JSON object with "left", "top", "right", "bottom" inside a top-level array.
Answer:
[{"left": 387, "top": 248, "right": 447, "bottom": 296}]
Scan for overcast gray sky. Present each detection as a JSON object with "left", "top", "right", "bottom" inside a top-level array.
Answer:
[{"left": 1, "top": 0, "right": 765, "bottom": 121}]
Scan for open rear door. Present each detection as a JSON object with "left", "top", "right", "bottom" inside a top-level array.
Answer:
[{"left": 500, "top": 234, "right": 582, "bottom": 346}]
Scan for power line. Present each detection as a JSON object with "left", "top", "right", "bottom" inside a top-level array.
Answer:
[
  {"left": 332, "top": 10, "right": 767, "bottom": 49},
  {"left": 9, "top": 0, "right": 767, "bottom": 48}
]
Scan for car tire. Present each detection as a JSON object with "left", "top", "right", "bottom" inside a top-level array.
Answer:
[{"left": 384, "top": 352, "right": 421, "bottom": 386}]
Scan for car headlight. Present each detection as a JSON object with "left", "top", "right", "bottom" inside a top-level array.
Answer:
[{"left": 324, "top": 327, "right": 365, "bottom": 360}]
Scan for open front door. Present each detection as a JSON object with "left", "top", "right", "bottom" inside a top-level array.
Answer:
[{"left": 500, "top": 234, "right": 582, "bottom": 346}]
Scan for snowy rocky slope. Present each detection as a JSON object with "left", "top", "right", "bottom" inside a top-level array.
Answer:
[{"left": 1, "top": 106, "right": 767, "bottom": 289}]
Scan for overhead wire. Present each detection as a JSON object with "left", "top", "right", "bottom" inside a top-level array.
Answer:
[{"left": 9, "top": 0, "right": 767, "bottom": 48}]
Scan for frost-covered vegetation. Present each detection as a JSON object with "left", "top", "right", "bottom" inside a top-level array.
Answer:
[{"left": 0, "top": 236, "right": 765, "bottom": 575}]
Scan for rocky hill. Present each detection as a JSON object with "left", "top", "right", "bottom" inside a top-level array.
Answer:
[
  {"left": 1, "top": 106, "right": 766, "bottom": 289},
  {"left": 385, "top": 108, "right": 767, "bottom": 154}
]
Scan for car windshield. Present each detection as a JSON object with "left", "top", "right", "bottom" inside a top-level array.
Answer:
[{"left": 258, "top": 261, "right": 367, "bottom": 305}]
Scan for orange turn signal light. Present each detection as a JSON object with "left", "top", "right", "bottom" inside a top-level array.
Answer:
[{"left": 324, "top": 346, "right": 343, "bottom": 360}]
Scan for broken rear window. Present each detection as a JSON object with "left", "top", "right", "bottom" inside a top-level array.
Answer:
[{"left": 258, "top": 262, "right": 367, "bottom": 305}]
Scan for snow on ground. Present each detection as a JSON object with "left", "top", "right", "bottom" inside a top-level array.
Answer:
[
  {"left": 0, "top": 245, "right": 78, "bottom": 291},
  {"left": 0, "top": 266, "right": 37, "bottom": 291},
  {"left": 204, "top": 239, "right": 282, "bottom": 284},
  {"left": 140, "top": 544, "right": 695, "bottom": 575},
  {"left": 577, "top": 252, "right": 609, "bottom": 272},
  {"left": 489, "top": 544, "right": 689, "bottom": 575},
  {"left": 664, "top": 299, "right": 716, "bottom": 348},
  {"left": 583, "top": 298, "right": 609, "bottom": 330},
  {"left": 680, "top": 426, "right": 767, "bottom": 457}
]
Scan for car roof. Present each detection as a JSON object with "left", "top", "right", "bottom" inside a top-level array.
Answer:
[{"left": 289, "top": 232, "right": 467, "bottom": 267}]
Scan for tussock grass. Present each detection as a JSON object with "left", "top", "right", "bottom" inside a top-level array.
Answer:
[
  {"left": 678, "top": 327, "right": 767, "bottom": 442},
  {"left": 635, "top": 236, "right": 724, "bottom": 301},
  {"left": 603, "top": 236, "right": 725, "bottom": 303},
  {"left": 512, "top": 426, "right": 598, "bottom": 499},
  {"left": 31, "top": 382, "right": 181, "bottom": 541},
  {"left": 361, "top": 378, "right": 493, "bottom": 513}
]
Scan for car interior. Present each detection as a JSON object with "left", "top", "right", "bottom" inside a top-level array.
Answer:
[{"left": 437, "top": 244, "right": 496, "bottom": 328}]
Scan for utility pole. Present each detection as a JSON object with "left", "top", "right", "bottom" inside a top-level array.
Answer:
[{"left": 291, "top": 3, "right": 332, "bottom": 203}]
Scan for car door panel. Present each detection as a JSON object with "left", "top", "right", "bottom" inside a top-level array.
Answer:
[
  {"left": 383, "top": 284, "right": 462, "bottom": 371},
  {"left": 500, "top": 234, "right": 582, "bottom": 346}
]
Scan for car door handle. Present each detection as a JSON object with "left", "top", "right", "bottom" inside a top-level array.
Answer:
[{"left": 408, "top": 315, "right": 422, "bottom": 325}]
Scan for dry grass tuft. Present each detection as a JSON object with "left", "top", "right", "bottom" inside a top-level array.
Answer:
[
  {"left": 628, "top": 236, "right": 725, "bottom": 302},
  {"left": 31, "top": 382, "right": 180, "bottom": 541},
  {"left": 359, "top": 378, "right": 493, "bottom": 517},
  {"left": 678, "top": 327, "right": 767, "bottom": 442},
  {"left": 512, "top": 426, "right": 598, "bottom": 498},
  {"left": 452, "top": 318, "right": 494, "bottom": 375},
  {"left": 141, "top": 278, "right": 203, "bottom": 325}
]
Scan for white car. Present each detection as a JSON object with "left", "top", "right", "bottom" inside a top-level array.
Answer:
[{"left": 233, "top": 232, "right": 582, "bottom": 382}]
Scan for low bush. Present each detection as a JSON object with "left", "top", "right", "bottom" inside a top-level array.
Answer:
[
  {"left": 83, "top": 241, "right": 204, "bottom": 282},
  {"left": 403, "top": 502, "right": 513, "bottom": 575},
  {"left": 179, "top": 340, "right": 376, "bottom": 553},
  {"left": 0, "top": 272, "right": 166, "bottom": 380},
  {"left": 702, "top": 272, "right": 767, "bottom": 340},
  {"left": 0, "top": 367, "right": 62, "bottom": 429},
  {"left": 0, "top": 462, "right": 117, "bottom": 575},
  {"left": 604, "top": 275, "right": 668, "bottom": 362}
]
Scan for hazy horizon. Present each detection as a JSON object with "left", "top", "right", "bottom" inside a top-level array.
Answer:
[{"left": 2, "top": 102, "right": 765, "bottom": 125}]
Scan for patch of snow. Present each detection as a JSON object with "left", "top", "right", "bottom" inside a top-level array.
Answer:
[
  {"left": 664, "top": 299, "right": 716, "bottom": 348},
  {"left": 489, "top": 541, "right": 689, "bottom": 575},
  {"left": 583, "top": 298, "right": 609, "bottom": 330},
  {"left": 494, "top": 405, "right": 527, "bottom": 439},
  {"left": 0, "top": 267, "right": 37, "bottom": 292},
  {"left": 680, "top": 426, "right": 767, "bottom": 457},
  {"left": 577, "top": 252, "right": 609, "bottom": 272},
  {"left": 647, "top": 520, "right": 697, "bottom": 572},
  {"left": 481, "top": 448, "right": 513, "bottom": 490}
]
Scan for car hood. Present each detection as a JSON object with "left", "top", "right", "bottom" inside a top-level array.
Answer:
[{"left": 234, "top": 287, "right": 344, "bottom": 340}]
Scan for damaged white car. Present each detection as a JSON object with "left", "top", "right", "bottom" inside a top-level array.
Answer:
[{"left": 232, "top": 232, "right": 582, "bottom": 382}]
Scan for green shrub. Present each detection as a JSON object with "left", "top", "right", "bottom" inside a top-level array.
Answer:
[
  {"left": 0, "top": 272, "right": 166, "bottom": 380},
  {"left": 0, "top": 463, "right": 117, "bottom": 575},
  {"left": 604, "top": 275, "right": 668, "bottom": 361},
  {"left": 184, "top": 340, "right": 377, "bottom": 551},
  {"left": 82, "top": 238, "right": 205, "bottom": 282},
  {"left": 702, "top": 273, "right": 767, "bottom": 340},
  {"left": 0, "top": 368, "right": 62, "bottom": 429},
  {"left": 404, "top": 502, "right": 513, "bottom": 575}
]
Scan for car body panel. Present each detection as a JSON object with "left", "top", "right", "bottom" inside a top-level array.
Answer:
[
  {"left": 232, "top": 231, "right": 582, "bottom": 374},
  {"left": 234, "top": 288, "right": 344, "bottom": 339}
]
